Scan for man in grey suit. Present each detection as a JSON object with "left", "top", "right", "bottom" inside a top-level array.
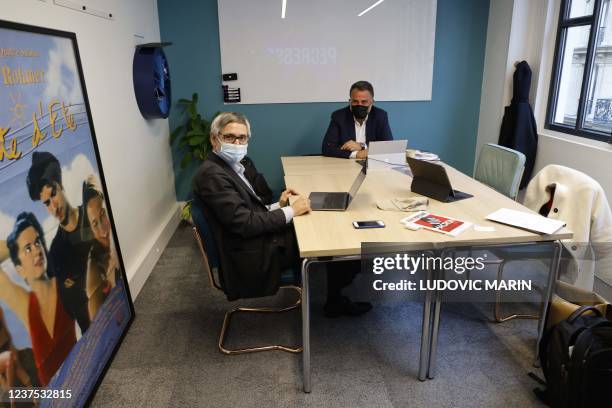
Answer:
[{"left": 193, "top": 112, "right": 371, "bottom": 316}]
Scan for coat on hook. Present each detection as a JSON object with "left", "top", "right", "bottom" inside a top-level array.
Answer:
[{"left": 499, "top": 60, "right": 538, "bottom": 188}]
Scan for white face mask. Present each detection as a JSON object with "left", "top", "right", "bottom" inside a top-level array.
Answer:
[{"left": 217, "top": 139, "right": 248, "bottom": 163}]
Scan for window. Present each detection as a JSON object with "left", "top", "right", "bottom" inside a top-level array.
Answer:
[{"left": 547, "top": 0, "right": 612, "bottom": 142}]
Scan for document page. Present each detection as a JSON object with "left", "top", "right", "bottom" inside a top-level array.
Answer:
[{"left": 485, "top": 208, "right": 566, "bottom": 235}]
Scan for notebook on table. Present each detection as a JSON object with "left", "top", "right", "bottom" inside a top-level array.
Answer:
[{"left": 485, "top": 208, "right": 566, "bottom": 235}]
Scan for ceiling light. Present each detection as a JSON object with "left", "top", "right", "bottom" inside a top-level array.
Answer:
[{"left": 358, "top": 0, "right": 385, "bottom": 17}]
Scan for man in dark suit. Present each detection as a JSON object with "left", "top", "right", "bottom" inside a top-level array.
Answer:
[
  {"left": 193, "top": 112, "right": 371, "bottom": 317},
  {"left": 322, "top": 81, "right": 393, "bottom": 159},
  {"left": 26, "top": 151, "right": 92, "bottom": 333}
]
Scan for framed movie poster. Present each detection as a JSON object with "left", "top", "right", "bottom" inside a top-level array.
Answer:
[{"left": 0, "top": 20, "right": 134, "bottom": 407}]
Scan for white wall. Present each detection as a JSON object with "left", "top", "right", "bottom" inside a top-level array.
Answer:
[
  {"left": 504, "top": 0, "right": 547, "bottom": 107},
  {"left": 475, "top": 0, "right": 514, "bottom": 162},
  {"left": 2, "top": 0, "right": 180, "bottom": 299},
  {"left": 476, "top": 0, "right": 612, "bottom": 204}
]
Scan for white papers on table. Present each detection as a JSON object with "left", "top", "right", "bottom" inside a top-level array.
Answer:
[
  {"left": 474, "top": 225, "right": 496, "bottom": 232},
  {"left": 413, "top": 151, "right": 439, "bottom": 161},
  {"left": 485, "top": 208, "right": 566, "bottom": 235}
]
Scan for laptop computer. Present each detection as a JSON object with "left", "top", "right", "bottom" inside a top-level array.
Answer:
[
  {"left": 368, "top": 140, "right": 408, "bottom": 167},
  {"left": 309, "top": 160, "right": 367, "bottom": 211},
  {"left": 406, "top": 157, "right": 473, "bottom": 202}
]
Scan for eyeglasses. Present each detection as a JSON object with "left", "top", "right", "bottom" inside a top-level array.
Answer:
[{"left": 219, "top": 133, "right": 249, "bottom": 144}]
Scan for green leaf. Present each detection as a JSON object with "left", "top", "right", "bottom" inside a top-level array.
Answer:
[
  {"left": 170, "top": 125, "right": 184, "bottom": 144},
  {"left": 181, "top": 201, "right": 192, "bottom": 221},
  {"left": 180, "top": 152, "right": 192, "bottom": 169},
  {"left": 186, "top": 129, "right": 203, "bottom": 138},
  {"left": 188, "top": 103, "right": 197, "bottom": 119},
  {"left": 173, "top": 95, "right": 216, "bottom": 166},
  {"left": 188, "top": 136, "right": 206, "bottom": 146}
]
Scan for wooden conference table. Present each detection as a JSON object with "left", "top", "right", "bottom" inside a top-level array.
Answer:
[{"left": 281, "top": 156, "right": 572, "bottom": 393}]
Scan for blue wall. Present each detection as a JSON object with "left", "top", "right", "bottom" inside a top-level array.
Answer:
[{"left": 158, "top": 0, "right": 490, "bottom": 200}]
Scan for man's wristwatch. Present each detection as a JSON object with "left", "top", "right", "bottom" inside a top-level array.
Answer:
[{"left": 360, "top": 143, "right": 366, "bottom": 150}]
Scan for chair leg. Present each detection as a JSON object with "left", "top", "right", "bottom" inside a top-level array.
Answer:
[
  {"left": 218, "top": 285, "right": 303, "bottom": 355},
  {"left": 493, "top": 261, "right": 539, "bottom": 323}
]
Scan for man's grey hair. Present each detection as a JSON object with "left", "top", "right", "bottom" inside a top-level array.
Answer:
[{"left": 210, "top": 112, "right": 251, "bottom": 139}]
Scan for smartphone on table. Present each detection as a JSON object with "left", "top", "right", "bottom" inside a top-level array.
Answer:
[{"left": 352, "top": 220, "right": 385, "bottom": 229}]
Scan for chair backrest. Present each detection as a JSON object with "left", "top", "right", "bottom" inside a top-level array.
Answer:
[
  {"left": 524, "top": 164, "right": 612, "bottom": 290},
  {"left": 474, "top": 143, "right": 526, "bottom": 200},
  {"left": 524, "top": 164, "right": 611, "bottom": 232},
  {"left": 190, "top": 196, "right": 223, "bottom": 291}
]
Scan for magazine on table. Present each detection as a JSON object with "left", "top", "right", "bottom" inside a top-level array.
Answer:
[{"left": 400, "top": 211, "right": 472, "bottom": 237}]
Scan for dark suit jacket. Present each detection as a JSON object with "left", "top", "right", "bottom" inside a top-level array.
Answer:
[
  {"left": 322, "top": 106, "right": 393, "bottom": 158},
  {"left": 193, "top": 154, "right": 296, "bottom": 300}
]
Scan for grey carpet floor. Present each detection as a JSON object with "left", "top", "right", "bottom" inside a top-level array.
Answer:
[{"left": 91, "top": 223, "right": 546, "bottom": 408}]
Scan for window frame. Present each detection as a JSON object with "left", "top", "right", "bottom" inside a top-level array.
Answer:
[{"left": 546, "top": 0, "right": 612, "bottom": 143}]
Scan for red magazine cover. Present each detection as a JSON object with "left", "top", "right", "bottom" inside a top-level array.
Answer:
[{"left": 401, "top": 211, "right": 472, "bottom": 237}]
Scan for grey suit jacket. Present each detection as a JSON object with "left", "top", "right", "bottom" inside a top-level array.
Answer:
[{"left": 193, "top": 154, "right": 295, "bottom": 300}]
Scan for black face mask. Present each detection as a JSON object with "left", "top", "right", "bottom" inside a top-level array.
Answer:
[{"left": 351, "top": 105, "right": 369, "bottom": 120}]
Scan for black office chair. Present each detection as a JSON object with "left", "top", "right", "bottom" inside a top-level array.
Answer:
[{"left": 190, "top": 197, "right": 302, "bottom": 355}]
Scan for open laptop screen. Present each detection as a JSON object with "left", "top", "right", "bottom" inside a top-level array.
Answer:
[
  {"left": 368, "top": 140, "right": 408, "bottom": 155},
  {"left": 348, "top": 160, "right": 367, "bottom": 201}
]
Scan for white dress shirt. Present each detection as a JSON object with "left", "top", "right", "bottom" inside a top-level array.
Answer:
[
  {"left": 215, "top": 152, "right": 294, "bottom": 223},
  {"left": 349, "top": 115, "right": 368, "bottom": 159}
]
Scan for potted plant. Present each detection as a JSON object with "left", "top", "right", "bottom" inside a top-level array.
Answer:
[{"left": 170, "top": 93, "right": 217, "bottom": 221}]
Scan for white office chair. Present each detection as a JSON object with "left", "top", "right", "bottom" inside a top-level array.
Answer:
[{"left": 524, "top": 164, "right": 612, "bottom": 291}]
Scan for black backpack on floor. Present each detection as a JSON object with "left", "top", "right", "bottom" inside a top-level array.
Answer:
[{"left": 537, "top": 305, "right": 612, "bottom": 407}]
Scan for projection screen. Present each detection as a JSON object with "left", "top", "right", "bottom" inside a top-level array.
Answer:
[{"left": 217, "top": 0, "right": 437, "bottom": 104}]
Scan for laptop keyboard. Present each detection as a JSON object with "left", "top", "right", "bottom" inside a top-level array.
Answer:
[{"left": 323, "top": 193, "right": 347, "bottom": 208}]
